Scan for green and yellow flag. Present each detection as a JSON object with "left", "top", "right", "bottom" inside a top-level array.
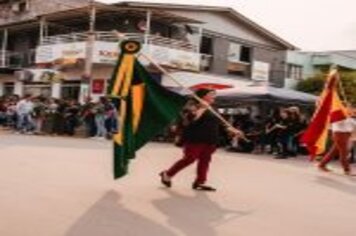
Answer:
[{"left": 108, "top": 41, "right": 187, "bottom": 179}]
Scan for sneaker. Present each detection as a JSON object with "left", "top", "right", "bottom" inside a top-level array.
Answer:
[
  {"left": 159, "top": 171, "right": 171, "bottom": 188},
  {"left": 192, "top": 182, "right": 216, "bottom": 192}
]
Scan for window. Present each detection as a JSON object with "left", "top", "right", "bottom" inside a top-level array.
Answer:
[
  {"left": 200, "top": 36, "right": 213, "bottom": 71},
  {"left": 61, "top": 82, "right": 80, "bottom": 100},
  {"left": 227, "top": 42, "right": 251, "bottom": 77},
  {"left": 200, "top": 36, "right": 213, "bottom": 55},
  {"left": 23, "top": 83, "right": 51, "bottom": 97},
  {"left": 287, "top": 64, "right": 303, "bottom": 80},
  {"left": 240, "top": 46, "right": 251, "bottom": 63},
  {"left": 3, "top": 82, "right": 14, "bottom": 96}
]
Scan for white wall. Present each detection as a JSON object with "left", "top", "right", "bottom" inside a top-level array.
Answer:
[
  {"left": 167, "top": 10, "right": 283, "bottom": 49},
  {"left": 14, "top": 81, "right": 23, "bottom": 97}
]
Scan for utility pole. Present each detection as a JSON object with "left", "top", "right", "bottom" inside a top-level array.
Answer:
[
  {"left": 81, "top": 0, "right": 96, "bottom": 102},
  {"left": 1, "top": 29, "right": 8, "bottom": 68}
]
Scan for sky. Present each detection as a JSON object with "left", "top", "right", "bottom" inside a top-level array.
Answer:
[{"left": 99, "top": 0, "right": 356, "bottom": 51}]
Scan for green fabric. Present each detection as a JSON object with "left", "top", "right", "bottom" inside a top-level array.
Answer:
[{"left": 110, "top": 53, "right": 187, "bottom": 179}]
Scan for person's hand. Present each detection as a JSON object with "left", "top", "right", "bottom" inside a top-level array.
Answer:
[{"left": 227, "top": 127, "right": 244, "bottom": 138}]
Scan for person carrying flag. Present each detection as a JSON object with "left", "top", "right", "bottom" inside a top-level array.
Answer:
[
  {"left": 301, "top": 68, "right": 355, "bottom": 175},
  {"left": 160, "top": 88, "right": 243, "bottom": 191}
]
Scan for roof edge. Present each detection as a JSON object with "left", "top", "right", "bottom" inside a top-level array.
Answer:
[{"left": 114, "top": 1, "right": 298, "bottom": 50}]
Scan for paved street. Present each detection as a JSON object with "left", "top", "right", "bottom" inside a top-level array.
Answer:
[{"left": 0, "top": 133, "right": 356, "bottom": 236}]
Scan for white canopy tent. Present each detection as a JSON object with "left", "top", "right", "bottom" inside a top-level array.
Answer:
[{"left": 163, "top": 71, "right": 317, "bottom": 105}]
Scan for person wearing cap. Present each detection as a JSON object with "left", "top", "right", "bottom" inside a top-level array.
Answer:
[{"left": 159, "top": 88, "right": 241, "bottom": 191}]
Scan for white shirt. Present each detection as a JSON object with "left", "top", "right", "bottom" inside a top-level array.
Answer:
[
  {"left": 16, "top": 99, "right": 34, "bottom": 115},
  {"left": 331, "top": 118, "right": 356, "bottom": 133}
]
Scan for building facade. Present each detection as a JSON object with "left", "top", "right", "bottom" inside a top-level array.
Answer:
[
  {"left": 0, "top": 0, "right": 296, "bottom": 101},
  {"left": 285, "top": 50, "right": 356, "bottom": 88}
]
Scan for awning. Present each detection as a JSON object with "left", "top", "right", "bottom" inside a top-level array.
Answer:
[
  {"left": 216, "top": 85, "right": 317, "bottom": 105},
  {"left": 162, "top": 71, "right": 252, "bottom": 88},
  {"left": 162, "top": 71, "right": 317, "bottom": 105}
]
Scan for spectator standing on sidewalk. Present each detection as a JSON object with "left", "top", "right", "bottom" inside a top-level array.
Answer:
[{"left": 16, "top": 94, "right": 34, "bottom": 134}]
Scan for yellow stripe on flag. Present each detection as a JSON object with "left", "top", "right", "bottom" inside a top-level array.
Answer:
[
  {"left": 119, "top": 55, "right": 135, "bottom": 97},
  {"left": 112, "top": 55, "right": 135, "bottom": 145},
  {"left": 111, "top": 55, "right": 134, "bottom": 97},
  {"left": 114, "top": 99, "right": 127, "bottom": 145},
  {"left": 131, "top": 84, "right": 145, "bottom": 133}
]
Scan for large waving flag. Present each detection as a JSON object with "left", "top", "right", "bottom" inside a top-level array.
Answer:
[
  {"left": 301, "top": 70, "right": 349, "bottom": 159},
  {"left": 108, "top": 41, "right": 187, "bottom": 179}
]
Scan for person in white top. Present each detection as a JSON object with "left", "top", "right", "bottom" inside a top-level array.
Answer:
[
  {"left": 319, "top": 110, "right": 356, "bottom": 175},
  {"left": 16, "top": 94, "right": 34, "bottom": 133}
]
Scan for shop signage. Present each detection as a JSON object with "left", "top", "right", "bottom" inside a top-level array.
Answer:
[
  {"left": 36, "top": 42, "right": 201, "bottom": 71},
  {"left": 143, "top": 45, "right": 200, "bottom": 72},
  {"left": 93, "top": 42, "right": 120, "bottom": 64},
  {"left": 91, "top": 79, "right": 106, "bottom": 94},
  {"left": 36, "top": 42, "right": 86, "bottom": 64},
  {"left": 16, "top": 69, "right": 65, "bottom": 83}
]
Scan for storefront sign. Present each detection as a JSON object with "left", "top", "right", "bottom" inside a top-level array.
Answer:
[
  {"left": 36, "top": 42, "right": 86, "bottom": 64},
  {"left": 252, "top": 61, "right": 270, "bottom": 81},
  {"left": 145, "top": 45, "right": 200, "bottom": 71},
  {"left": 36, "top": 41, "right": 201, "bottom": 71},
  {"left": 91, "top": 79, "right": 106, "bottom": 94},
  {"left": 93, "top": 42, "right": 120, "bottom": 64},
  {"left": 16, "top": 69, "right": 65, "bottom": 83}
]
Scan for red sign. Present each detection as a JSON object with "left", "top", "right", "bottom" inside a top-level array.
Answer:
[{"left": 92, "top": 79, "right": 105, "bottom": 94}]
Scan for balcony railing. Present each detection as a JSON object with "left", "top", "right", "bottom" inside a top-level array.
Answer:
[
  {"left": 40, "top": 31, "right": 198, "bottom": 52},
  {"left": 0, "top": 50, "right": 36, "bottom": 69}
]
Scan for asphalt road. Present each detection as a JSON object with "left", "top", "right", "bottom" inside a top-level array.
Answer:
[{"left": 0, "top": 133, "right": 356, "bottom": 236}]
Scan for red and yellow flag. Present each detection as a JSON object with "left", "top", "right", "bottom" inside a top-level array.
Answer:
[{"left": 300, "top": 70, "right": 349, "bottom": 159}]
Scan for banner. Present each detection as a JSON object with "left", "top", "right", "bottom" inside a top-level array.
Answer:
[{"left": 36, "top": 42, "right": 201, "bottom": 71}]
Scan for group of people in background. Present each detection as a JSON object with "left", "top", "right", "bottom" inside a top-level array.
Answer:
[
  {"left": 224, "top": 106, "right": 308, "bottom": 159},
  {"left": 0, "top": 95, "right": 118, "bottom": 139}
]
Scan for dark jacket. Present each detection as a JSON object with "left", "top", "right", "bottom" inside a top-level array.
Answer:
[{"left": 182, "top": 110, "right": 220, "bottom": 145}]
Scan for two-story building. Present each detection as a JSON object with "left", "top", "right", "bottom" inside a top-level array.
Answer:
[{"left": 0, "top": 0, "right": 297, "bottom": 101}]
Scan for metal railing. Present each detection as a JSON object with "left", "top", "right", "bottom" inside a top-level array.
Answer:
[
  {"left": 40, "top": 31, "right": 198, "bottom": 52},
  {"left": 0, "top": 49, "right": 36, "bottom": 68}
]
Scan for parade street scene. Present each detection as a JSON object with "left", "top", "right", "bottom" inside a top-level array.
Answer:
[{"left": 0, "top": 0, "right": 356, "bottom": 236}]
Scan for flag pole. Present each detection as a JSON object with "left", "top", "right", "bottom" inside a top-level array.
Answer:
[
  {"left": 111, "top": 30, "right": 243, "bottom": 137},
  {"left": 138, "top": 53, "right": 235, "bottom": 128},
  {"left": 330, "top": 65, "right": 350, "bottom": 108}
]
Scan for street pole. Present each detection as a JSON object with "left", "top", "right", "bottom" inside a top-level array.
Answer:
[
  {"left": 39, "top": 17, "right": 46, "bottom": 44},
  {"left": 144, "top": 10, "right": 151, "bottom": 45},
  {"left": 1, "top": 28, "right": 8, "bottom": 67},
  {"left": 82, "top": 0, "right": 96, "bottom": 103}
]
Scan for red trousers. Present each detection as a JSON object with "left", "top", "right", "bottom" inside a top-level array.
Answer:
[
  {"left": 319, "top": 132, "right": 351, "bottom": 172},
  {"left": 167, "top": 143, "right": 216, "bottom": 184}
]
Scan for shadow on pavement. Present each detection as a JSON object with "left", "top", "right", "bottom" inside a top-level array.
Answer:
[
  {"left": 66, "top": 190, "right": 177, "bottom": 236},
  {"left": 152, "top": 190, "right": 251, "bottom": 236},
  {"left": 316, "top": 176, "right": 356, "bottom": 196}
]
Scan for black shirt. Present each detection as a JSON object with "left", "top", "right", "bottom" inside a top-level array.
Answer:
[{"left": 182, "top": 110, "right": 220, "bottom": 145}]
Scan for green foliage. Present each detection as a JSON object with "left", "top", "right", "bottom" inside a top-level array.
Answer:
[{"left": 296, "top": 72, "right": 356, "bottom": 105}]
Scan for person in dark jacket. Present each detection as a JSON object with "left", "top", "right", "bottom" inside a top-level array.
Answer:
[{"left": 159, "top": 88, "right": 242, "bottom": 191}]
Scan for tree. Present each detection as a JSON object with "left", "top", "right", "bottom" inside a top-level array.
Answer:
[{"left": 296, "top": 72, "right": 356, "bottom": 105}]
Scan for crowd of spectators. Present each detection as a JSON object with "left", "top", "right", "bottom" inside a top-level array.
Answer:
[{"left": 0, "top": 94, "right": 118, "bottom": 139}]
